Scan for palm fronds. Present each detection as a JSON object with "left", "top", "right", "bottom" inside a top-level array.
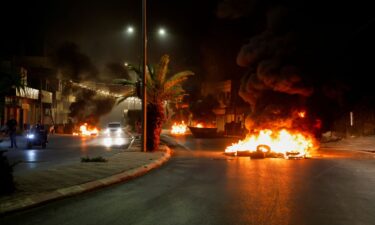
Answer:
[
  {"left": 163, "top": 71, "right": 194, "bottom": 93},
  {"left": 155, "top": 55, "right": 169, "bottom": 85},
  {"left": 114, "top": 54, "right": 193, "bottom": 106}
]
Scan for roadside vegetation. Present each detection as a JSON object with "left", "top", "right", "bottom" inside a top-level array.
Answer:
[{"left": 81, "top": 156, "right": 107, "bottom": 162}]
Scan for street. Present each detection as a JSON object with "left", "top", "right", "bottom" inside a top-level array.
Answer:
[
  {"left": 1, "top": 1, "right": 375, "bottom": 224},
  {"left": 0, "top": 134, "right": 134, "bottom": 175},
  {"left": 1, "top": 134, "right": 374, "bottom": 225}
]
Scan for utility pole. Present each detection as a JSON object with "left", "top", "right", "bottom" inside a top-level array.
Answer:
[{"left": 141, "top": 0, "right": 147, "bottom": 152}]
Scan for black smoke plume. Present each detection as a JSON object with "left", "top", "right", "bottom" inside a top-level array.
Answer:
[
  {"left": 103, "top": 62, "right": 133, "bottom": 81},
  {"left": 217, "top": 0, "right": 375, "bottom": 135},
  {"left": 235, "top": 6, "right": 315, "bottom": 132},
  {"left": 69, "top": 89, "right": 116, "bottom": 125},
  {"left": 51, "top": 42, "right": 117, "bottom": 125},
  {"left": 51, "top": 42, "right": 98, "bottom": 82}
]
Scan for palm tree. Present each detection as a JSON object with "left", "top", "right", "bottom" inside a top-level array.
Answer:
[{"left": 115, "top": 54, "right": 194, "bottom": 151}]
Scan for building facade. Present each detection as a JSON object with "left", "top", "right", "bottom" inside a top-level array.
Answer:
[
  {"left": 1, "top": 57, "right": 73, "bottom": 132},
  {"left": 201, "top": 80, "right": 248, "bottom": 135}
]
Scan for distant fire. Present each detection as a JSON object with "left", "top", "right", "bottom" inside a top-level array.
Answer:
[
  {"left": 298, "top": 111, "right": 306, "bottom": 118},
  {"left": 73, "top": 123, "right": 99, "bottom": 137},
  {"left": 171, "top": 121, "right": 187, "bottom": 135},
  {"left": 191, "top": 122, "right": 215, "bottom": 128},
  {"left": 225, "top": 129, "right": 317, "bottom": 158}
]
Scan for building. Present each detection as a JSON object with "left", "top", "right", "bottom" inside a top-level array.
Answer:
[
  {"left": 201, "top": 79, "right": 248, "bottom": 135},
  {"left": 1, "top": 57, "right": 74, "bottom": 131}
]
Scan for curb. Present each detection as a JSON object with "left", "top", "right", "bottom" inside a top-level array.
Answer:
[
  {"left": 160, "top": 134, "right": 191, "bottom": 150},
  {"left": 0, "top": 146, "right": 171, "bottom": 215}
]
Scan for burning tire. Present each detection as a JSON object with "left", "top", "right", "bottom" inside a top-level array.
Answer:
[
  {"left": 285, "top": 151, "right": 304, "bottom": 159},
  {"left": 249, "top": 145, "right": 269, "bottom": 159},
  {"left": 249, "top": 151, "right": 266, "bottom": 159},
  {"left": 225, "top": 129, "right": 315, "bottom": 160}
]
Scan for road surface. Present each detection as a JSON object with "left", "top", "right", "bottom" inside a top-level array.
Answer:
[
  {"left": 1, "top": 134, "right": 134, "bottom": 175},
  {"left": 1, "top": 135, "right": 374, "bottom": 225}
]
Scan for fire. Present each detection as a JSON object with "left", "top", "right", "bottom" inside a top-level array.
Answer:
[
  {"left": 171, "top": 121, "right": 187, "bottom": 135},
  {"left": 73, "top": 123, "right": 99, "bottom": 137},
  {"left": 191, "top": 122, "right": 215, "bottom": 128},
  {"left": 225, "top": 129, "right": 317, "bottom": 158},
  {"left": 298, "top": 111, "right": 306, "bottom": 118}
]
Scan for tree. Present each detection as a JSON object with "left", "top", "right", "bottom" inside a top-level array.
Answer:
[{"left": 115, "top": 55, "right": 194, "bottom": 151}]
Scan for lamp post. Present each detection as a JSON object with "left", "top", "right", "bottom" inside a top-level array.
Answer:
[
  {"left": 142, "top": 0, "right": 147, "bottom": 152},
  {"left": 126, "top": 5, "right": 167, "bottom": 151}
]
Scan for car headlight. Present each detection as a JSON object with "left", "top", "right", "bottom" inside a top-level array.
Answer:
[
  {"left": 27, "top": 134, "right": 35, "bottom": 139},
  {"left": 104, "top": 129, "right": 109, "bottom": 134},
  {"left": 116, "top": 128, "right": 122, "bottom": 133}
]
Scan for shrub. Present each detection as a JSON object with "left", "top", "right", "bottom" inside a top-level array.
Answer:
[{"left": 81, "top": 156, "right": 107, "bottom": 162}]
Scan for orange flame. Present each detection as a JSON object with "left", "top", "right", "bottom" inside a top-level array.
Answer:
[
  {"left": 74, "top": 123, "right": 99, "bottom": 137},
  {"left": 298, "top": 111, "right": 306, "bottom": 118},
  {"left": 193, "top": 123, "right": 216, "bottom": 128},
  {"left": 225, "top": 129, "right": 317, "bottom": 158},
  {"left": 171, "top": 121, "right": 187, "bottom": 135}
]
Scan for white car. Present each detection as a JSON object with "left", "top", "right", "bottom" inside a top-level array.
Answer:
[
  {"left": 104, "top": 122, "right": 123, "bottom": 137},
  {"left": 102, "top": 122, "right": 134, "bottom": 147}
]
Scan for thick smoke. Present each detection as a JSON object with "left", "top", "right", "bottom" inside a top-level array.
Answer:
[
  {"left": 102, "top": 62, "right": 138, "bottom": 83},
  {"left": 69, "top": 90, "right": 116, "bottom": 125},
  {"left": 51, "top": 42, "right": 118, "bottom": 125},
  {"left": 217, "top": 0, "right": 369, "bottom": 135},
  {"left": 51, "top": 42, "right": 98, "bottom": 82},
  {"left": 236, "top": 7, "right": 314, "bottom": 132}
]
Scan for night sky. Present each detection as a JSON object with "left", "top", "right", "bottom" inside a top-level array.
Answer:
[{"left": 1, "top": 0, "right": 375, "bottom": 123}]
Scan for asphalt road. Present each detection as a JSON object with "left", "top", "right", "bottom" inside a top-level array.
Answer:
[
  {"left": 0, "top": 134, "right": 134, "bottom": 175},
  {"left": 1, "top": 135, "right": 375, "bottom": 225}
]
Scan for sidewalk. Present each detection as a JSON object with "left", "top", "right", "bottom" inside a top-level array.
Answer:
[
  {"left": 0, "top": 139, "right": 171, "bottom": 215},
  {"left": 320, "top": 135, "right": 375, "bottom": 153}
]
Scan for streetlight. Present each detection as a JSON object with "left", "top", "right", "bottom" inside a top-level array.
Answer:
[
  {"left": 158, "top": 27, "right": 166, "bottom": 36},
  {"left": 123, "top": 25, "right": 135, "bottom": 37},
  {"left": 127, "top": 26, "right": 134, "bottom": 34},
  {"left": 124, "top": 7, "right": 166, "bottom": 151}
]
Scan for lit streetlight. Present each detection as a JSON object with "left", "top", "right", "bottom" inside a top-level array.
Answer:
[
  {"left": 124, "top": 9, "right": 167, "bottom": 151},
  {"left": 158, "top": 28, "right": 166, "bottom": 36},
  {"left": 127, "top": 26, "right": 134, "bottom": 34}
]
